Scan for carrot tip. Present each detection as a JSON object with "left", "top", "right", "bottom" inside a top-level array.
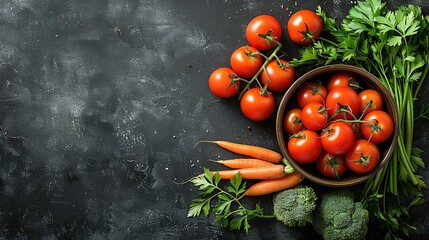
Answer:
[{"left": 193, "top": 140, "right": 217, "bottom": 148}]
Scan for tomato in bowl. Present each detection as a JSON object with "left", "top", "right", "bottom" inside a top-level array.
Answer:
[{"left": 276, "top": 64, "right": 399, "bottom": 187}]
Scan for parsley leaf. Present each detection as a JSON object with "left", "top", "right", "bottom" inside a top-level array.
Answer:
[
  {"left": 187, "top": 168, "right": 274, "bottom": 233},
  {"left": 188, "top": 198, "right": 210, "bottom": 217}
]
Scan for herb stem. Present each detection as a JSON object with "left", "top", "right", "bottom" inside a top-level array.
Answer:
[
  {"left": 255, "top": 214, "right": 276, "bottom": 219},
  {"left": 414, "top": 59, "right": 429, "bottom": 99},
  {"left": 392, "top": 150, "right": 398, "bottom": 195},
  {"left": 319, "top": 36, "right": 339, "bottom": 47},
  {"left": 406, "top": 96, "right": 414, "bottom": 156}
]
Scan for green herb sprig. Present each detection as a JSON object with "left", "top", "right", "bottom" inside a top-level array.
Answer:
[
  {"left": 290, "top": 0, "right": 428, "bottom": 238},
  {"left": 187, "top": 168, "right": 275, "bottom": 233}
]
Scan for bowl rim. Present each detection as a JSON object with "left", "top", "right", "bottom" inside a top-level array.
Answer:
[{"left": 275, "top": 64, "right": 399, "bottom": 187}]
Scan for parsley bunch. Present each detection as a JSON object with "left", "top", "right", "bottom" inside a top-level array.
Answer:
[
  {"left": 291, "top": 0, "right": 429, "bottom": 239},
  {"left": 187, "top": 168, "right": 275, "bottom": 233}
]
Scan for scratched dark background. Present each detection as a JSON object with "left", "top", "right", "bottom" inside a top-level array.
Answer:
[{"left": 1, "top": 0, "right": 429, "bottom": 239}]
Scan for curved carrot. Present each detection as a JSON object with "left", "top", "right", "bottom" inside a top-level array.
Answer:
[
  {"left": 214, "top": 158, "right": 276, "bottom": 169},
  {"left": 197, "top": 140, "right": 282, "bottom": 163},
  {"left": 241, "top": 171, "right": 304, "bottom": 197},
  {"left": 204, "top": 164, "right": 286, "bottom": 180}
]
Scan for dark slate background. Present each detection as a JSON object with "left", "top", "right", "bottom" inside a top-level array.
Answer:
[{"left": 1, "top": 0, "right": 429, "bottom": 239}]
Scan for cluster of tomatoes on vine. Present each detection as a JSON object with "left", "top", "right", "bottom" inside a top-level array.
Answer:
[
  {"left": 208, "top": 10, "right": 323, "bottom": 121},
  {"left": 284, "top": 73, "right": 394, "bottom": 178}
]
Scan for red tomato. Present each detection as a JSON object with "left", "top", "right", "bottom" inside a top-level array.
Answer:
[
  {"left": 245, "top": 15, "right": 282, "bottom": 51},
  {"left": 326, "top": 86, "right": 361, "bottom": 120},
  {"left": 361, "top": 110, "right": 394, "bottom": 143},
  {"left": 208, "top": 67, "right": 240, "bottom": 98},
  {"left": 260, "top": 59, "right": 296, "bottom": 92},
  {"left": 297, "top": 81, "right": 327, "bottom": 108},
  {"left": 316, "top": 151, "right": 347, "bottom": 178},
  {"left": 327, "top": 73, "right": 359, "bottom": 92},
  {"left": 230, "top": 46, "right": 264, "bottom": 78},
  {"left": 345, "top": 139, "right": 380, "bottom": 174},
  {"left": 321, "top": 121, "right": 355, "bottom": 155},
  {"left": 358, "top": 89, "right": 383, "bottom": 115},
  {"left": 301, "top": 102, "right": 329, "bottom": 131},
  {"left": 288, "top": 130, "right": 322, "bottom": 164},
  {"left": 283, "top": 108, "right": 304, "bottom": 135},
  {"left": 240, "top": 88, "right": 275, "bottom": 121},
  {"left": 287, "top": 10, "right": 322, "bottom": 45}
]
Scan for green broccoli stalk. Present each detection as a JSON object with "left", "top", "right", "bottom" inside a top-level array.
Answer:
[
  {"left": 273, "top": 185, "right": 318, "bottom": 227},
  {"left": 312, "top": 188, "right": 369, "bottom": 240}
]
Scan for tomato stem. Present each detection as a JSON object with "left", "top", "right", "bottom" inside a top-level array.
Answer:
[
  {"left": 326, "top": 155, "right": 344, "bottom": 179},
  {"left": 289, "top": 131, "right": 306, "bottom": 140},
  {"left": 359, "top": 100, "right": 374, "bottom": 120},
  {"left": 321, "top": 127, "right": 333, "bottom": 137},
  {"left": 348, "top": 79, "right": 361, "bottom": 90},
  {"left": 348, "top": 153, "right": 371, "bottom": 167},
  {"left": 300, "top": 23, "right": 320, "bottom": 44},
  {"left": 305, "top": 81, "right": 323, "bottom": 94},
  {"left": 317, "top": 105, "right": 329, "bottom": 118},
  {"left": 328, "top": 103, "right": 357, "bottom": 121},
  {"left": 238, "top": 39, "right": 283, "bottom": 99},
  {"left": 258, "top": 52, "right": 270, "bottom": 60},
  {"left": 323, "top": 119, "right": 367, "bottom": 129}
]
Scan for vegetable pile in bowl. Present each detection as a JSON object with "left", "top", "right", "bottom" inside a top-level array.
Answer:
[{"left": 276, "top": 64, "right": 399, "bottom": 187}]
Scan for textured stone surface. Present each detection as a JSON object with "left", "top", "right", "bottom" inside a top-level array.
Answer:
[{"left": 0, "top": 0, "right": 428, "bottom": 239}]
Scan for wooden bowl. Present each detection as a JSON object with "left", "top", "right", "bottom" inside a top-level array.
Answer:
[{"left": 276, "top": 64, "right": 399, "bottom": 187}]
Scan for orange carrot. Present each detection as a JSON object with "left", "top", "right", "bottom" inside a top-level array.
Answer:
[
  {"left": 197, "top": 140, "right": 282, "bottom": 163},
  {"left": 213, "top": 158, "right": 276, "bottom": 169},
  {"left": 241, "top": 171, "right": 303, "bottom": 197},
  {"left": 205, "top": 164, "right": 286, "bottom": 180}
]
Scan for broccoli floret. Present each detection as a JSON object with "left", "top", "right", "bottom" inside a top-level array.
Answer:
[
  {"left": 312, "top": 188, "right": 369, "bottom": 240},
  {"left": 273, "top": 185, "right": 317, "bottom": 227}
]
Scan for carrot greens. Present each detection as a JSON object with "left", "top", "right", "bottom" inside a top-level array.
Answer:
[{"left": 290, "top": 0, "right": 429, "bottom": 238}]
